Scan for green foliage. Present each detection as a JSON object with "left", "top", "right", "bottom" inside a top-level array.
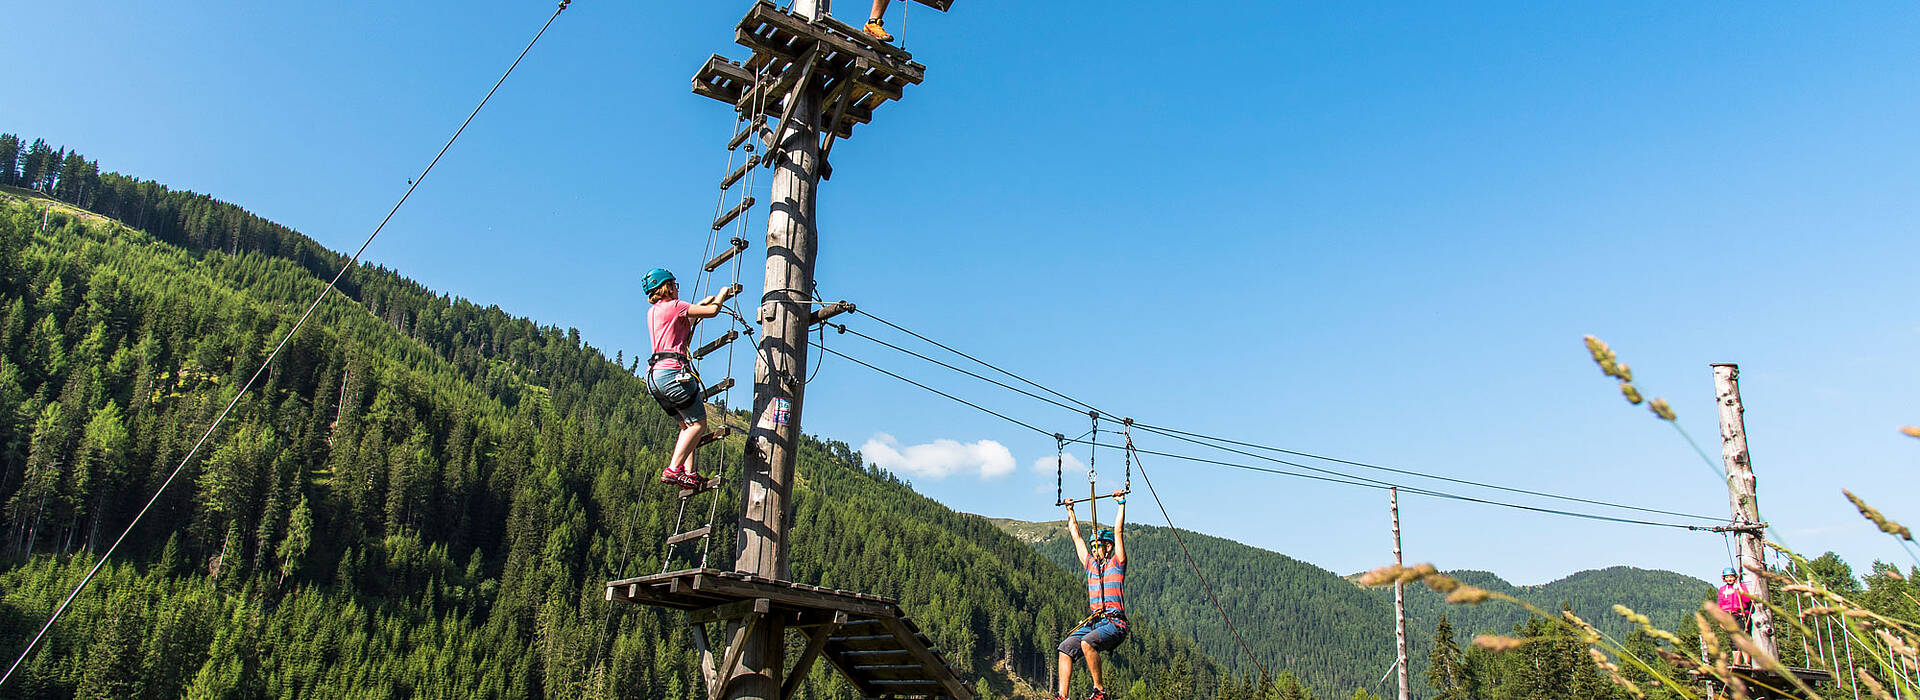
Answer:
[{"left": 0, "top": 139, "right": 1224, "bottom": 698}]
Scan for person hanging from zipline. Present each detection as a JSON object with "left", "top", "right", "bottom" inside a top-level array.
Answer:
[
  {"left": 1716, "top": 566, "right": 1756, "bottom": 665},
  {"left": 860, "top": 0, "right": 895, "bottom": 42},
  {"left": 642, "top": 268, "right": 737, "bottom": 489},
  {"left": 1055, "top": 489, "right": 1129, "bottom": 700}
]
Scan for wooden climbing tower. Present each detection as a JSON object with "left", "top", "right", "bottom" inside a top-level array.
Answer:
[{"left": 610, "top": 1, "right": 967, "bottom": 699}]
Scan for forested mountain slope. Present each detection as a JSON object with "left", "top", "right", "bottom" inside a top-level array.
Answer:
[
  {"left": 1001, "top": 517, "right": 1714, "bottom": 700},
  {"left": 0, "top": 136, "right": 1224, "bottom": 699}
]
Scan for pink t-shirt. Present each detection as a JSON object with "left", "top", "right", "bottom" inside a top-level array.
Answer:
[
  {"left": 1717, "top": 582, "right": 1752, "bottom": 615},
  {"left": 648, "top": 300, "right": 693, "bottom": 370}
]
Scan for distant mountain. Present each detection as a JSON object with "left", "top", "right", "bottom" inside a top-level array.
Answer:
[{"left": 993, "top": 517, "right": 1712, "bottom": 699}]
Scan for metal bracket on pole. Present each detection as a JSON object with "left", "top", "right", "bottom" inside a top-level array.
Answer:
[{"left": 809, "top": 301, "right": 855, "bottom": 325}]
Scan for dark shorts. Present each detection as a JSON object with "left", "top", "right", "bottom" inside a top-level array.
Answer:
[
  {"left": 1058, "top": 617, "right": 1127, "bottom": 659},
  {"left": 647, "top": 367, "right": 706, "bottom": 424}
]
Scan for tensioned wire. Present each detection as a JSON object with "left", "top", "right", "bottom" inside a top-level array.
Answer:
[
  {"left": 0, "top": 1, "right": 575, "bottom": 688},
  {"left": 808, "top": 340, "right": 1715, "bottom": 531},
  {"left": 833, "top": 311, "right": 1723, "bottom": 524}
]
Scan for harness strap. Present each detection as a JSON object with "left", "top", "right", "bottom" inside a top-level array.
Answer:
[{"left": 649, "top": 352, "right": 690, "bottom": 365}]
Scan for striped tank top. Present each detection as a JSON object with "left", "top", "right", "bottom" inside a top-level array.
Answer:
[{"left": 1085, "top": 554, "right": 1126, "bottom": 618}]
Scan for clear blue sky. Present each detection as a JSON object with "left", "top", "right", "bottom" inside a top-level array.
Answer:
[{"left": 10, "top": 1, "right": 1919, "bottom": 585}]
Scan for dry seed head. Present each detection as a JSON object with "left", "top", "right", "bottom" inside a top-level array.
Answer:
[
  {"left": 1584, "top": 335, "right": 1610, "bottom": 363},
  {"left": 1474, "top": 635, "right": 1526, "bottom": 653},
  {"left": 1704, "top": 602, "right": 1742, "bottom": 633},
  {"left": 1695, "top": 612, "right": 1722, "bottom": 653},
  {"left": 1615, "top": 363, "right": 1633, "bottom": 382},
  {"left": 1902, "top": 426, "right": 1920, "bottom": 439},
  {"left": 1357, "top": 565, "right": 1402, "bottom": 587},
  {"left": 1411, "top": 562, "right": 1437, "bottom": 577},
  {"left": 1801, "top": 606, "right": 1840, "bottom": 618},
  {"left": 1649, "top": 398, "right": 1676, "bottom": 421},
  {"left": 1447, "top": 585, "right": 1491, "bottom": 605},
  {"left": 1620, "top": 381, "right": 1644, "bottom": 405},
  {"left": 1613, "top": 604, "right": 1651, "bottom": 627},
  {"left": 1886, "top": 569, "right": 1906, "bottom": 581},
  {"left": 1857, "top": 668, "right": 1895, "bottom": 700},
  {"left": 1563, "top": 611, "right": 1603, "bottom": 643},
  {"left": 1845, "top": 490, "right": 1915, "bottom": 541}
]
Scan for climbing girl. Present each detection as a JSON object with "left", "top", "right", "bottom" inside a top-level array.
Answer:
[
  {"left": 1716, "top": 566, "right": 1755, "bottom": 665},
  {"left": 1056, "top": 490, "right": 1128, "bottom": 700},
  {"left": 642, "top": 268, "right": 737, "bottom": 488}
]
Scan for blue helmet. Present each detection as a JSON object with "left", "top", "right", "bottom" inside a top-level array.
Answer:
[
  {"left": 1090, "top": 529, "right": 1115, "bottom": 547},
  {"left": 641, "top": 268, "right": 676, "bottom": 293},
  {"left": 1722, "top": 567, "right": 1738, "bottom": 577}
]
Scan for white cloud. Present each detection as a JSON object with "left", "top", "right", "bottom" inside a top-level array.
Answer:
[
  {"left": 1032, "top": 452, "right": 1088, "bottom": 474},
  {"left": 862, "top": 433, "right": 1016, "bottom": 480}
]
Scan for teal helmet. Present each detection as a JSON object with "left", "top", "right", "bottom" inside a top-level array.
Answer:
[
  {"left": 1090, "top": 529, "right": 1115, "bottom": 547},
  {"left": 641, "top": 268, "right": 676, "bottom": 293},
  {"left": 1722, "top": 567, "right": 1738, "bottom": 577}
]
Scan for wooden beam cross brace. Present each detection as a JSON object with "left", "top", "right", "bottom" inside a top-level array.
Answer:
[
  {"left": 762, "top": 46, "right": 820, "bottom": 170},
  {"left": 781, "top": 611, "right": 846, "bottom": 700},
  {"left": 710, "top": 610, "right": 765, "bottom": 700}
]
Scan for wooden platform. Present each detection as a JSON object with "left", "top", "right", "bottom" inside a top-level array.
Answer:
[
  {"left": 692, "top": 1, "right": 928, "bottom": 141},
  {"left": 608, "top": 568, "right": 974, "bottom": 699},
  {"left": 1719, "top": 665, "right": 1836, "bottom": 699}
]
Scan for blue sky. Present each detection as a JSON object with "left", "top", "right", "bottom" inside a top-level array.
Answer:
[{"left": 9, "top": 1, "right": 1919, "bottom": 585}]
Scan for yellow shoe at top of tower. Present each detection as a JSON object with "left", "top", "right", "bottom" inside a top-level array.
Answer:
[{"left": 863, "top": 18, "right": 893, "bottom": 43}]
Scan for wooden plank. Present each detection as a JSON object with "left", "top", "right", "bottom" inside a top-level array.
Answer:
[
  {"left": 782, "top": 612, "right": 845, "bottom": 700},
  {"left": 878, "top": 616, "right": 973, "bottom": 700},
  {"left": 665, "top": 526, "right": 712, "bottom": 548},
  {"left": 712, "top": 612, "right": 762, "bottom": 700},
  {"left": 690, "top": 574, "right": 898, "bottom": 618},
  {"left": 747, "top": 3, "right": 925, "bottom": 84},
  {"left": 692, "top": 329, "right": 740, "bottom": 359},
  {"left": 690, "top": 598, "right": 772, "bottom": 626},
  {"left": 692, "top": 623, "right": 720, "bottom": 698}
]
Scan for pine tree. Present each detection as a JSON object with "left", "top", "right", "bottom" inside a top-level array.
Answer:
[
  {"left": 1427, "top": 614, "right": 1474, "bottom": 700},
  {"left": 0, "top": 133, "right": 20, "bottom": 185},
  {"left": 20, "top": 138, "right": 52, "bottom": 190}
]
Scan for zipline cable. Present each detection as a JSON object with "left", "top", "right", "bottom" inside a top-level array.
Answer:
[
  {"left": 811, "top": 340, "right": 1721, "bottom": 532},
  {"left": 836, "top": 314, "right": 1723, "bottom": 523},
  {"left": 0, "top": 1, "right": 574, "bottom": 687}
]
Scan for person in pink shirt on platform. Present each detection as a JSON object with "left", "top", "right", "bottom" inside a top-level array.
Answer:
[
  {"left": 1717, "top": 566, "right": 1756, "bottom": 665},
  {"left": 641, "top": 268, "right": 737, "bottom": 488}
]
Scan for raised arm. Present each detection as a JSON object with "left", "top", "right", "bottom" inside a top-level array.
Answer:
[
  {"left": 1065, "top": 499, "right": 1090, "bottom": 564},
  {"left": 1111, "top": 489, "right": 1127, "bottom": 563},
  {"left": 685, "top": 286, "right": 739, "bottom": 320}
]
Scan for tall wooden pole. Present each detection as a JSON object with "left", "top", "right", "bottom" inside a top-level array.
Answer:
[
  {"left": 1713, "top": 363, "right": 1775, "bottom": 661},
  {"left": 1392, "top": 488, "right": 1411, "bottom": 700},
  {"left": 722, "top": 1, "right": 823, "bottom": 697}
]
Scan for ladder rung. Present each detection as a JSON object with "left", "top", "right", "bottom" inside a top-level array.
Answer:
[
  {"left": 712, "top": 196, "right": 755, "bottom": 230},
  {"left": 692, "top": 330, "right": 739, "bottom": 360},
  {"left": 701, "top": 378, "right": 735, "bottom": 400},
  {"left": 703, "top": 238, "right": 750, "bottom": 272},
  {"left": 830, "top": 634, "right": 894, "bottom": 643},
  {"left": 665, "top": 526, "right": 711, "bottom": 547},
  {"left": 841, "top": 649, "right": 910, "bottom": 657},
  {"left": 869, "top": 680, "right": 939, "bottom": 686},
  {"left": 720, "top": 155, "right": 762, "bottom": 190},
  {"left": 727, "top": 115, "right": 766, "bottom": 151},
  {"left": 696, "top": 425, "right": 732, "bottom": 447},
  {"left": 852, "top": 665, "right": 922, "bottom": 672}
]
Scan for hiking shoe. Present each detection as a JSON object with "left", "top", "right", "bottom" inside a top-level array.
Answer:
[
  {"left": 863, "top": 19, "right": 892, "bottom": 42},
  {"left": 1086, "top": 689, "right": 1108, "bottom": 700},
  {"left": 658, "top": 468, "right": 688, "bottom": 485},
  {"left": 675, "top": 471, "right": 706, "bottom": 489}
]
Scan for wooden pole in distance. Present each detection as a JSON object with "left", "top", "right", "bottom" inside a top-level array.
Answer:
[
  {"left": 1712, "top": 363, "right": 1776, "bottom": 662},
  {"left": 723, "top": 0, "right": 822, "bottom": 697},
  {"left": 1392, "top": 487, "right": 1411, "bottom": 700}
]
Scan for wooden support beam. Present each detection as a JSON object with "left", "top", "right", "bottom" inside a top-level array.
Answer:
[
  {"left": 761, "top": 48, "right": 820, "bottom": 170},
  {"left": 691, "top": 598, "right": 773, "bottom": 626},
  {"left": 810, "top": 301, "right": 854, "bottom": 325},
  {"left": 693, "top": 623, "right": 721, "bottom": 698},
  {"left": 782, "top": 612, "right": 846, "bottom": 700},
  {"left": 712, "top": 612, "right": 763, "bottom": 700},
  {"left": 693, "top": 330, "right": 741, "bottom": 360}
]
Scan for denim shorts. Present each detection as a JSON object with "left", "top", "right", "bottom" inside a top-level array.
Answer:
[
  {"left": 1058, "top": 617, "right": 1127, "bottom": 659},
  {"left": 647, "top": 367, "right": 707, "bottom": 424}
]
